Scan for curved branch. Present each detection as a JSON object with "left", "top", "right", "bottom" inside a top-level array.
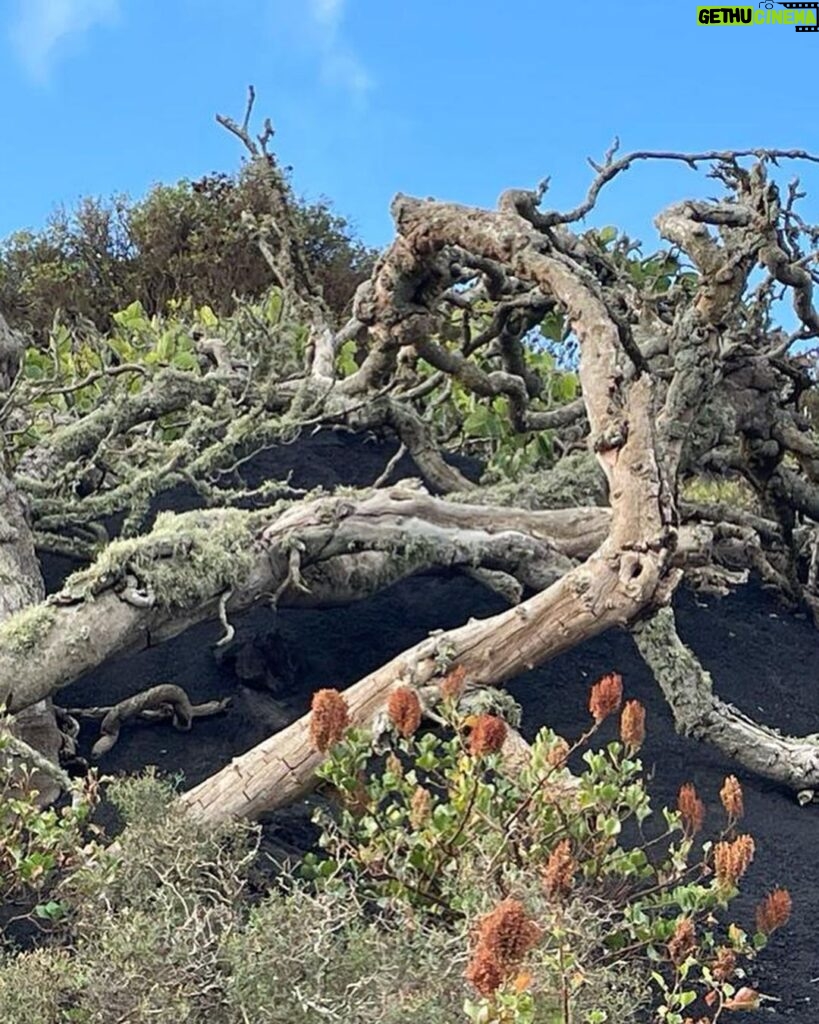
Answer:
[
  {"left": 537, "top": 145, "right": 819, "bottom": 228},
  {"left": 633, "top": 606, "right": 819, "bottom": 798}
]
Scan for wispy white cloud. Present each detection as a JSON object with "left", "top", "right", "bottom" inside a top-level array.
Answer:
[
  {"left": 310, "top": 0, "right": 344, "bottom": 30},
  {"left": 303, "top": 0, "right": 372, "bottom": 99},
  {"left": 8, "top": 0, "right": 119, "bottom": 81}
]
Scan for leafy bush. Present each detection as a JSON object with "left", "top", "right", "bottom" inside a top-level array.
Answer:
[
  {"left": 308, "top": 673, "right": 790, "bottom": 1023},
  {"left": 0, "top": 170, "right": 377, "bottom": 341},
  {"left": 0, "top": 676, "right": 790, "bottom": 1024},
  {"left": 0, "top": 727, "right": 104, "bottom": 916},
  {"left": 0, "top": 772, "right": 468, "bottom": 1023},
  {"left": 6, "top": 292, "right": 309, "bottom": 534}
]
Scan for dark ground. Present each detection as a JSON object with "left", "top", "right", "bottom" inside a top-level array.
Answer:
[{"left": 47, "top": 431, "right": 819, "bottom": 1022}]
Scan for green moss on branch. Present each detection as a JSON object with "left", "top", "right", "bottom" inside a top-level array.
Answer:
[
  {"left": 64, "top": 507, "right": 261, "bottom": 610},
  {"left": 0, "top": 603, "right": 57, "bottom": 656}
]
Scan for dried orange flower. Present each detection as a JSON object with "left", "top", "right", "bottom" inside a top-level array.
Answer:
[
  {"left": 713, "top": 834, "right": 755, "bottom": 887},
  {"left": 677, "top": 783, "right": 706, "bottom": 836},
  {"left": 620, "top": 699, "right": 646, "bottom": 751},
  {"left": 546, "top": 736, "right": 571, "bottom": 768},
  {"left": 512, "top": 971, "right": 533, "bottom": 994},
  {"left": 710, "top": 946, "right": 737, "bottom": 983},
  {"left": 441, "top": 664, "right": 467, "bottom": 701},
  {"left": 668, "top": 917, "right": 696, "bottom": 965},
  {"left": 385, "top": 752, "right": 404, "bottom": 779},
  {"left": 388, "top": 686, "right": 422, "bottom": 738},
  {"left": 589, "top": 672, "right": 623, "bottom": 723},
  {"left": 479, "top": 899, "right": 541, "bottom": 968},
  {"left": 468, "top": 714, "right": 507, "bottom": 757},
  {"left": 720, "top": 775, "right": 744, "bottom": 822},
  {"left": 755, "top": 888, "right": 792, "bottom": 935},
  {"left": 410, "top": 786, "right": 432, "bottom": 829},
  {"left": 464, "top": 953, "right": 505, "bottom": 998},
  {"left": 309, "top": 688, "right": 350, "bottom": 753},
  {"left": 465, "top": 898, "right": 541, "bottom": 996},
  {"left": 543, "top": 839, "right": 576, "bottom": 900}
]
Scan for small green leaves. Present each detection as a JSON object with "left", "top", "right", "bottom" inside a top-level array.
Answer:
[
  {"left": 33, "top": 899, "right": 67, "bottom": 921},
  {"left": 310, "top": 690, "right": 762, "bottom": 1022}
]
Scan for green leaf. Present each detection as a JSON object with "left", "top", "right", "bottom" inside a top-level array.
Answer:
[
  {"left": 112, "top": 300, "right": 148, "bottom": 329},
  {"left": 34, "top": 899, "right": 66, "bottom": 920},
  {"left": 462, "top": 406, "right": 493, "bottom": 438},
  {"left": 540, "top": 311, "right": 566, "bottom": 343},
  {"left": 172, "top": 351, "right": 198, "bottom": 371},
  {"left": 197, "top": 304, "right": 219, "bottom": 328},
  {"left": 338, "top": 339, "right": 358, "bottom": 376},
  {"left": 156, "top": 329, "right": 176, "bottom": 362},
  {"left": 551, "top": 372, "right": 578, "bottom": 402}
]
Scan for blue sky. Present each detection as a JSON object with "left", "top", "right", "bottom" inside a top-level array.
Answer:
[{"left": 1, "top": 0, "right": 817, "bottom": 253}]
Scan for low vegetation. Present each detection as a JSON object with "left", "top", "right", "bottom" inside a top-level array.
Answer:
[{"left": 0, "top": 676, "right": 790, "bottom": 1023}]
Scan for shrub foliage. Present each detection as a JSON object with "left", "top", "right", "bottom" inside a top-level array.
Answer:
[
  {"left": 0, "top": 169, "right": 377, "bottom": 341},
  {"left": 0, "top": 677, "right": 789, "bottom": 1024}
]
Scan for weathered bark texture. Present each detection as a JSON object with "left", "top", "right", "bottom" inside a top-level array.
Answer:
[
  {"left": 0, "top": 311, "right": 62, "bottom": 801},
  {"left": 633, "top": 608, "right": 819, "bottom": 800},
  {"left": 2, "top": 142, "right": 819, "bottom": 820},
  {"left": 179, "top": 152, "right": 776, "bottom": 821},
  {"left": 0, "top": 490, "right": 618, "bottom": 713}
]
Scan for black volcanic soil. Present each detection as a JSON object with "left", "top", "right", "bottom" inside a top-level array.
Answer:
[{"left": 49, "top": 431, "right": 819, "bottom": 1022}]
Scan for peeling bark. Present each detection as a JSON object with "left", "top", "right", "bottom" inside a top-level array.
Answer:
[{"left": 0, "top": 487, "right": 626, "bottom": 713}]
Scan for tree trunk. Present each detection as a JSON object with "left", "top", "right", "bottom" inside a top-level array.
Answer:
[{"left": 0, "top": 312, "right": 62, "bottom": 802}]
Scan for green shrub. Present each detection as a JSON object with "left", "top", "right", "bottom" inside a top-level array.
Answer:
[
  {"left": 0, "top": 171, "right": 377, "bottom": 342},
  {"left": 308, "top": 674, "right": 787, "bottom": 1023},
  {"left": 0, "top": 728, "right": 104, "bottom": 914},
  {"left": 0, "top": 772, "right": 468, "bottom": 1023},
  {"left": 0, "top": 675, "right": 789, "bottom": 1024}
]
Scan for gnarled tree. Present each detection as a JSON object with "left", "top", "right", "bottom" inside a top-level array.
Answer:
[{"left": 2, "top": 93, "right": 819, "bottom": 822}]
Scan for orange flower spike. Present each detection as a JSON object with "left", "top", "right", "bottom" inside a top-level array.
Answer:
[
  {"left": 546, "top": 735, "right": 571, "bottom": 768},
  {"left": 711, "top": 946, "right": 737, "bottom": 983},
  {"left": 755, "top": 888, "right": 792, "bottom": 935},
  {"left": 668, "top": 918, "right": 696, "bottom": 965},
  {"left": 620, "top": 699, "right": 646, "bottom": 751},
  {"left": 309, "top": 688, "right": 350, "bottom": 753},
  {"left": 464, "top": 899, "right": 540, "bottom": 997},
  {"left": 677, "top": 783, "right": 706, "bottom": 837},
  {"left": 542, "top": 839, "right": 577, "bottom": 900},
  {"left": 720, "top": 775, "right": 744, "bottom": 822},
  {"left": 475, "top": 899, "right": 541, "bottom": 971},
  {"left": 387, "top": 686, "right": 422, "bottom": 738},
  {"left": 589, "top": 672, "right": 623, "bottom": 723},
  {"left": 464, "top": 952, "right": 505, "bottom": 998},
  {"left": 713, "top": 834, "right": 755, "bottom": 887},
  {"left": 441, "top": 664, "right": 467, "bottom": 701},
  {"left": 409, "top": 786, "right": 432, "bottom": 829},
  {"left": 468, "top": 714, "right": 508, "bottom": 756}
]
